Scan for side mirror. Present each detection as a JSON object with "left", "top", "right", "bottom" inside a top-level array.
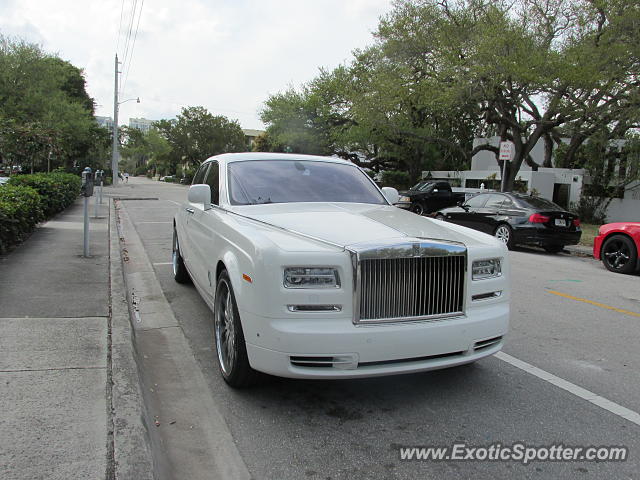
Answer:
[
  {"left": 188, "top": 184, "right": 211, "bottom": 210},
  {"left": 381, "top": 187, "right": 399, "bottom": 205}
]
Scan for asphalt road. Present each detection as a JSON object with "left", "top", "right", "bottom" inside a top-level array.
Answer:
[{"left": 117, "top": 177, "right": 640, "bottom": 480}]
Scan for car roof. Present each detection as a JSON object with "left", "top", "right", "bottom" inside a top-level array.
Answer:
[{"left": 203, "top": 152, "right": 354, "bottom": 166}]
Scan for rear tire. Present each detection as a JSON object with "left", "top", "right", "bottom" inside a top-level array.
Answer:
[
  {"left": 543, "top": 245, "right": 564, "bottom": 254},
  {"left": 601, "top": 234, "right": 637, "bottom": 274},
  {"left": 494, "top": 223, "right": 514, "bottom": 250},
  {"left": 214, "top": 271, "right": 260, "bottom": 387},
  {"left": 172, "top": 228, "right": 191, "bottom": 284}
]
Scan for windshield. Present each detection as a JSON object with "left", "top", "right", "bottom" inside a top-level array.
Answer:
[
  {"left": 410, "top": 181, "right": 434, "bottom": 192},
  {"left": 227, "top": 160, "right": 387, "bottom": 206}
]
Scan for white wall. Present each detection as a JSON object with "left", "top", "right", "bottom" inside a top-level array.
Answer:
[{"left": 605, "top": 182, "right": 640, "bottom": 222}]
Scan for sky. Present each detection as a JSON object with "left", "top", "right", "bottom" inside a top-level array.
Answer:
[{"left": 0, "top": 0, "right": 394, "bottom": 130}]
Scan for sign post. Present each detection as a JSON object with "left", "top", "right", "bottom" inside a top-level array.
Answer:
[{"left": 499, "top": 141, "right": 514, "bottom": 192}]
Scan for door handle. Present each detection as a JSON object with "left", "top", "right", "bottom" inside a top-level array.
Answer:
[{"left": 185, "top": 207, "right": 195, "bottom": 214}]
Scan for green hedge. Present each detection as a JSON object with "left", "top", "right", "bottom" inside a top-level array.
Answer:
[
  {"left": 1, "top": 172, "right": 81, "bottom": 253},
  {"left": 8, "top": 172, "right": 81, "bottom": 217},
  {"left": 0, "top": 185, "right": 44, "bottom": 254}
]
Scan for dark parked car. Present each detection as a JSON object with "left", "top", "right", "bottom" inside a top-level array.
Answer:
[
  {"left": 397, "top": 181, "right": 466, "bottom": 215},
  {"left": 435, "top": 192, "right": 581, "bottom": 252}
]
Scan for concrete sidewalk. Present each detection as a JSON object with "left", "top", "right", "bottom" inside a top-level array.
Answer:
[{"left": 0, "top": 192, "right": 152, "bottom": 479}]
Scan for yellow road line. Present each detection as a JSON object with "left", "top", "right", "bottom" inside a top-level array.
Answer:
[{"left": 547, "top": 289, "right": 640, "bottom": 318}]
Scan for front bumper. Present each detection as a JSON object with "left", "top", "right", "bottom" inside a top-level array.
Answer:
[
  {"left": 242, "top": 302, "right": 509, "bottom": 379},
  {"left": 593, "top": 234, "right": 604, "bottom": 259}
]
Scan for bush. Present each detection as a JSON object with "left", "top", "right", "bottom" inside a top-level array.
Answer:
[
  {"left": 570, "top": 196, "right": 609, "bottom": 224},
  {"left": 0, "top": 185, "right": 43, "bottom": 253},
  {"left": 8, "top": 172, "right": 81, "bottom": 217}
]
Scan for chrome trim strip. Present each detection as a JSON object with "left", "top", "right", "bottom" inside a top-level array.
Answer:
[
  {"left": 287, "top": 305, "right": 342, "bottom": 312},
  {"left": 471, "top": 291, "right": 502, "bottom": 301}
]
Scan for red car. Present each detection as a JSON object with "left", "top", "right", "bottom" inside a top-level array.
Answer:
[{"left": 593, "top": 222, "right": 640, "bottom": 274}]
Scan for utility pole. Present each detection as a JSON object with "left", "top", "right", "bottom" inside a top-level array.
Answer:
[{"left": 112, "top": 54, "right": 120, "bottom": 187}]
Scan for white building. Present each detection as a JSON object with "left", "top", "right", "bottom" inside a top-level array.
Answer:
[
  {"left": 424, "top": 136, "right": 639, "bottom": 222},
  {"left": 96, "top": 116, "right": 113, "bottom": 130},
  {"left": 129, "top": 117, "right": 154, "bottom": 133}
]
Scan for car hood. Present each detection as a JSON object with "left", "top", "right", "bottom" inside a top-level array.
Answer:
[{"left": 231, "top": 202, "right": 498, "bottom": 249}]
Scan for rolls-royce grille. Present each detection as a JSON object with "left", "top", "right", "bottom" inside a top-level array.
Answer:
[{"left": 359, "top": 255, "right": 465, "bottom": 322}]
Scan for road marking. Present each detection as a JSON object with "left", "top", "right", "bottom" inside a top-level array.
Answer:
[
  {"left": 167, "top": 200, "right": 180, "bottom": 206},
  {"left": 495, "top": 352, "right": 640, "bottom": 427},
  {"left": 547, "top": 289, "right": 640, "bottom": 318},
  {"left": 152, "top": 262, "right": 173, "bottom": 266},
  {"left": 137, "top": 221, "right": 172, "bottom": 224}
]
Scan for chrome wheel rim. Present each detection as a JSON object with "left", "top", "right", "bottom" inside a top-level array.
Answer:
[
  {"left": 215, "top": 279, "right": 236, "bottom": 375},
  {"left": 603, "top": 240, "right": 631, "bottom": 270},
  {"left": 172, "top": 233, "right": 179, "bottom": 276},
  {"left": 495, "top": 226, "right": 510, "bottom": 244},
  {"left": 412, "top": 204, "right": 424, "bottom": 216}
]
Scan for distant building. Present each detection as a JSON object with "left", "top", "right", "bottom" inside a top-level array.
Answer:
[
  {"left": 243, "top": 129, "right": 265, "bottom": 150},
  {"left": 129, "top": 117, "right": 154, "bottom": 133},
  {"left": 96, "top": 116, "right": 113, "bottom": 130}
]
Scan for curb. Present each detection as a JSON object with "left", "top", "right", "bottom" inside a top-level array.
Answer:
[
  {"left": 114, "top": 199, "right": 251, "bottom": 480},
  {"left": 109, "top": 197, "right": 155, "bottom": 480}
]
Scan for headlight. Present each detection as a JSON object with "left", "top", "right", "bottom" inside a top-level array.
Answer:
[
  {"left": 284, "top": 267, "right": 340, "bottom": 289},
  {"left": 398, "top": 195, "right": 411, "bottom": 202},
  {"left": 472, "top": 258, "right": 502, "bottom": 280}
]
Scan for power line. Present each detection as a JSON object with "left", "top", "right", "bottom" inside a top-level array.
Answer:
[
  {"left": 120, "top": 0, "right": 138, "bottom": 91},
  {"left": 115, "top": 0, "right": 126, "bottom": 54},
  {"left": 121, "top": 0, "right": 145, "bottom": 99}
]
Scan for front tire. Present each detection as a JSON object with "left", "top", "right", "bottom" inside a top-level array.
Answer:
[
  {"left": 411, "top": 202, "right": 424, "bottom": 216},
  {"left": 494, "top": 223, "right": 514, "bottom": 250},
  {"left": 214, "top": 271, "right": 259, "bottom": 387},
  {"left": 601, "top": 234, "right": 637, "bottom": 274},
  {"left": 172, "top": 228, "right": 191, "bottom": 284}
]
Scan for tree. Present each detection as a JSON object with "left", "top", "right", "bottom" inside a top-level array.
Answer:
[
  {"left": 0, "top": 36, "right": 97, "bottom": 170},
  {"left": 260, "top": 0, "right": 640, "bottom": 188},
  {"left": 557, "top": 131, "right": 640, "bottom": 222},
  {"left": 163, "top": 106, "right": 246, "bottom": 169},
  {"left": 373, "top": 0, "right": 640, "bottom": 189}
]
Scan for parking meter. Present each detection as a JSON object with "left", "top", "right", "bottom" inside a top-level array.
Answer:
[
  {"left": 95, "top": 169, "right": 103, "bottom": 186},
  {"left": 81, "top": 167, "right": 94, "bottom": 197}
]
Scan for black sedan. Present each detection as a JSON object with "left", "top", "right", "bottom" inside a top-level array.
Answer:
[{"left": 435, "top": 192, "right": 582, "bottom": 252}]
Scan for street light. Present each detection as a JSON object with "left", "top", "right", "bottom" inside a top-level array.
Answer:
[{"left": 111, "top": 55, "right": 141, "bottom": 187}]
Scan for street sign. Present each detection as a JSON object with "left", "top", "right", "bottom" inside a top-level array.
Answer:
[{"left": 499, "top": 141, "right": 514, "bottom": 162}]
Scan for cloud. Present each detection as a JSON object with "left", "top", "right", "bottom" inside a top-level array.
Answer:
[{"left": 0, "top": 0, "right": 393, "bottom": 129}]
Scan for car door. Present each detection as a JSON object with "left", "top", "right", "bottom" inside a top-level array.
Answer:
[
  {"left": 445, "top": 193, "right": 488, "bottom": 229},
  {"left": 187, "top": 161, "right": 221, "bottom": 300},
  {"left": 179, "top": 162, "right": 210, "bottom": 268},
  {"left": 475, "top": 194, "right": 507, "bottom": 234},
  {"left": 430, "top": 182, "right": 453, "bottom": 212}
]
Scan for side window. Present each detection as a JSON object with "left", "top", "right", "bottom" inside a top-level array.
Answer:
[
  {"left": 192, "top": 163, "right": 209, "bottom": 185},
  {"left": 465, "top": 194, "right": 488, "bottom": 208},
  {"left": 484, "top": 194, "right": 506, "bottom": 209},
  {"left": 204, "top": 161, "right": 220, "bottom": 205},
  {"left": 501, "top": 197, "right": 515, "bottom": 208}
]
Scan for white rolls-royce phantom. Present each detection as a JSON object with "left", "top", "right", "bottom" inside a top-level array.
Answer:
[{"left": 173, "top": 153, "right": 509, "bottom": 387}]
